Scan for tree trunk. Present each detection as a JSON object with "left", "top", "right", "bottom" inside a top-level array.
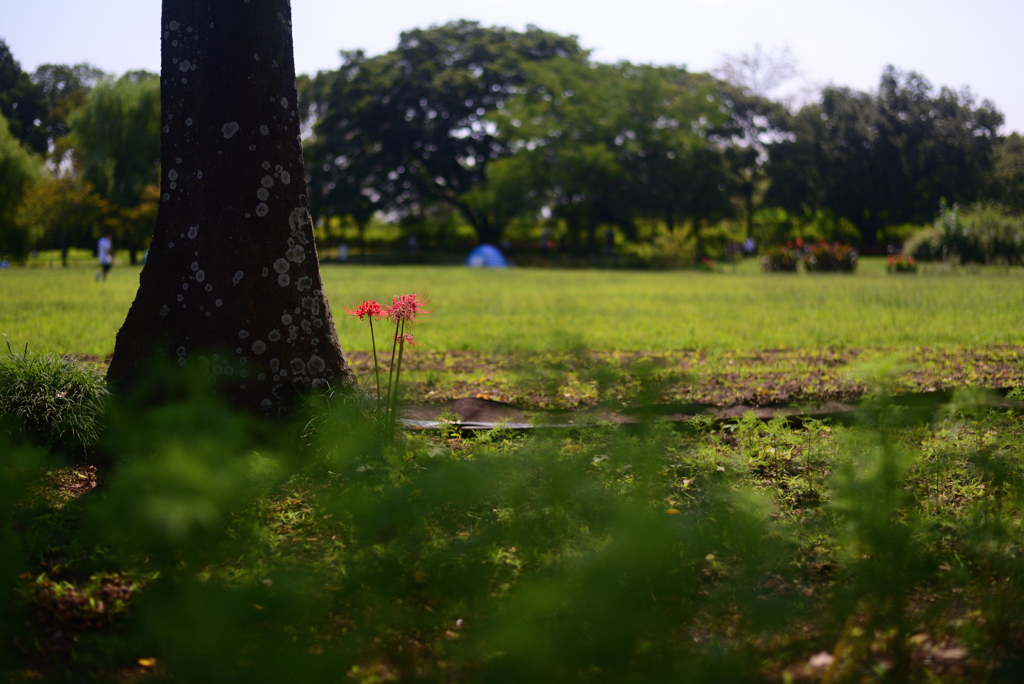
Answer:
[{"left": 108, "top": 0, "right": 355, "bottom": 416}]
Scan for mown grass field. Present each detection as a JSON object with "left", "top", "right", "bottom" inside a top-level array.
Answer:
[{"left": 2, "top": 258, "right": 1024, "bottom": 356}]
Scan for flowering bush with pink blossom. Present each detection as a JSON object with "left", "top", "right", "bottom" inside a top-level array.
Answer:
[
  {"left": 887, "top": 254, "right": 918, "bottom": 273},
  {"left": 802, "top": 241, "right": 858, "bottom": 273}
]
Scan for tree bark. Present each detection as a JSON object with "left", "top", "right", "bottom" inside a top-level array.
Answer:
[{"left": 107, "top": 0, "right": 355, "bottom": 416}]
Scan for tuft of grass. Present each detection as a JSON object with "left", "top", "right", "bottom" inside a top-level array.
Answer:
[{"left": 0, "top": 336, "right": 108, "bottom": 453}]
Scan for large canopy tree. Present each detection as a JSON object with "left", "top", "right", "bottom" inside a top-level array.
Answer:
[
  {"left": 305, "top": 21, "right": 586, "bottom": 245},
  {"left": 107, "top": 0, "right": 354, "bottom": 415}
]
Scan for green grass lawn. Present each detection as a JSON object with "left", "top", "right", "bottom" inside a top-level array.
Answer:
[{"left": 2, "top": 258, "right": 1024, "bottom": 356}]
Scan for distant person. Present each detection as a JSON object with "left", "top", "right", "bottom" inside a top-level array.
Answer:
[
  {"left": 604, "top": 227, "right": 615, "bottom": 256},
  {"left": 96, "top": 232, "right": 113, "bottom": 282},
  {"left": 338, "top": 242, "right": 349, "bottom": 262},
  {"left": 0, "top": 260, "right": 8, "bottom": 269}
]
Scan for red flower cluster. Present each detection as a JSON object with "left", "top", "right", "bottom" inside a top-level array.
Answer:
[
  {"left": 345, "top": 300, "right": 384, "bottom": 321},
  {"left": 385, "top": 293, "right": 431, "bottom": 323},
  {"left": 395, "top": 333, "right": 417, "bottom": 346},
  {"left": 346, "top": 294, "right": 431, "bottom": 323}
]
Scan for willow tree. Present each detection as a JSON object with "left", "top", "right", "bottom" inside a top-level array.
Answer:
[{"left": 107, "top": 1, "right": 354, "bottom": 415}]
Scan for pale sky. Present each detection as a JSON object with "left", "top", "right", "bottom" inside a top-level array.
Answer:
[{"left": 3, "top": 0, "right": 1022, "bottom": 133}]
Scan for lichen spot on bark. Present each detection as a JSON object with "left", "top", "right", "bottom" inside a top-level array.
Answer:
[
  {"left": 308, "top": 355, "right": 326, "bottom": 374},
  {"left": 222, "top": 122, "right": 239, "bottom": 139}
]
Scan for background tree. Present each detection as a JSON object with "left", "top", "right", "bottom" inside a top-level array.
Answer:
[
  {"left": 0, "top": 111, "right": 40, "bottom": 261},
  {"left": 765, "top": 66, "right": 1003, "bottom": 248},
  {"left": 492, "top": 60, "right": 735, "bottom": 253},
  {"left": 32, "top": 62, "right": 106, "bottom": 153},
  {"left": 712, "top": 46, "right": 797, "bottom": 239},
  {"left": 67, "top": 71, "right": 161, "bottom": 262},
  {"left": 988, "top": 132, "right": 1024, "bottom": 215},
  {"left": 306, "top": 21, "right": 586, "bottom": 245},
  {"left": 15, "top": 174, "right": 111, "bottom": 265},
  {"left": 494, "top": 59, "right": 626, "bottom": 253},
  {"left": 615, "top": 64, "right": 736, "bottom": 237},
  {"left": 714, "top": 44, "right": 800, "bottom": 99},
  {"left": 0, "top": 39, "right": 47, "bottom": 154},
  {"left": 107, "top": 0, "right": 354, "bottom": 415}
]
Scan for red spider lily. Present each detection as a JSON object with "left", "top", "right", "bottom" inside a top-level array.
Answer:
[
  {"left": 385, "top": 293, "right": 432, "bottom": 323},
  {"left": 345, "top": 300, "right": 383, "bottom": 321},
  {"left": 395, "top": 333, "right": 416, "bottom": 346}
]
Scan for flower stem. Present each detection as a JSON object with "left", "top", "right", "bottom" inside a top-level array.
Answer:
[
  {"left": 389, "top": 319, "right": 407, "bottom": 446},
  {"left": 384, "top": 318, "right": 401, "bottom": 441},
  {"left": 368, "top": 317, "right": 381, "bottom": 416}
]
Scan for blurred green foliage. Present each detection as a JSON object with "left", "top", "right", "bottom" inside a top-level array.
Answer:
[{"left": 2, "top": 358, "right": 1024, "bottom": 680}]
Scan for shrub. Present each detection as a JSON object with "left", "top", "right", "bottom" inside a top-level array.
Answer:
[
  {"left": 802, "top": 241, "right": 858, "bottom": 272},
  {"left": 0, "top": 339, "right": 108, "bottom": 453},
  {"left": 907, "top": 202, "right": 1024, "bottom": 265},
  {"left": 878, "top": 223, "right": 929, "bottom": 246},
  {"left": 651, "top": 229, "right": 697, "bottom": 268},
  {"left": 760, "top": 245, "right": 800, "bottom": 272},
  {"left": 903, "top": 225, "right": 942, "bottom": 261}
]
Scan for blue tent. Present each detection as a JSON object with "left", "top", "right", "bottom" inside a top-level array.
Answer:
[{"left": 466, "top": 244, "right": 509, "bottom": 268}]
